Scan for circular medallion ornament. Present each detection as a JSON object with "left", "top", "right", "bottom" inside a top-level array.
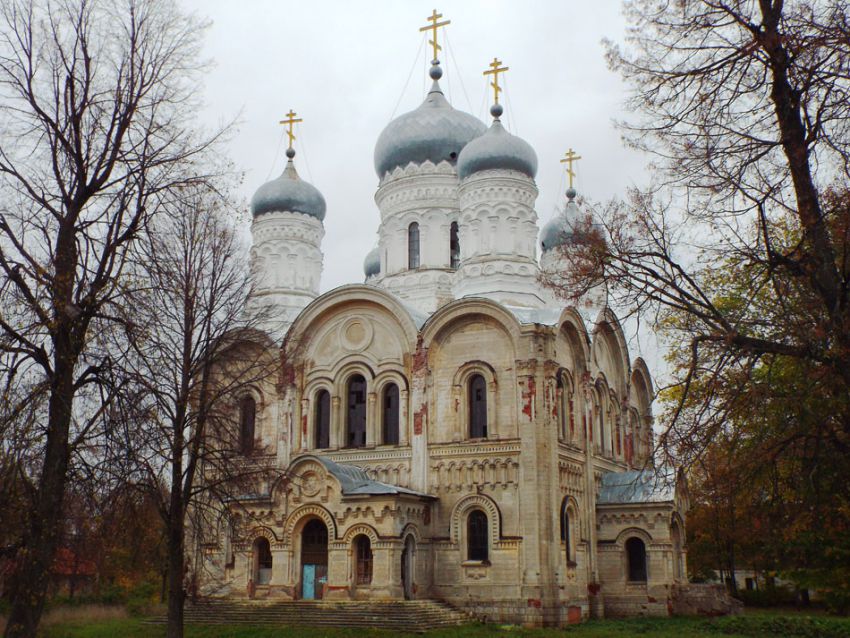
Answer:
[
  {"left": 339, "top": 316, "right": 373, "bottom": 352},
  {"left": 301, "top": 471, "right": 321, "bottom": 497}
]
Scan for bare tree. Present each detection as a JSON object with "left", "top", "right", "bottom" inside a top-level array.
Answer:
[
  {"left": 543, "top": 0, "right": 850, "bottom": 461},
  {"left": 540, "top": 0, "right": 850, "bottom": 597},
  {"left": 0, "top": 0, "right": 221, "bottom": 634},
  {"left": 112, "top": 185, "right": 280, "bottom": 638}
]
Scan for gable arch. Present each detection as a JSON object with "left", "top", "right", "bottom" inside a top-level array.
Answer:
[
  {"left": 286, "top": 284, "right": 421, "bottom": 353},
  {"left": 591, "top": 309, "right": 630, "bottom": 395},
  {"left": 421, "top": 297, "right": 522, "bottom": 350},
  {"left": 630, "top": 357, "right": 654, "bottom": 419}
]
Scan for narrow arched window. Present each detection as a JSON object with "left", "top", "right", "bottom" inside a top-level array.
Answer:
[
  {"left": 382, "top": 383, "right": 400, "bottom": 445},
  {"left": 469, "top": 374, "right": 487, "bottom": 439},
  {"left": 626, "top": 537, "right": 647, "bottom": 582},
  {"left": 560, "top": 499, "right": 574, "bottom": 565},
  {"left": 355, "top": 535, "right": 373, "bottom": 585},
  {"left": 450, "top": 221, "right": 460, "bottom": 269},
  {"left": 346, "top": 375, "right": 367, "bottom": 448},
  {"left": 467, "top": 510, "right": 489, "bottom": 562},
  {"left": 314, "top": 389, "right": 330, "bottom": 449},
  {"left": 408, "top": 222, "right": 420, "bottom": 269},
  {"left": 239, "top": 396, "right": 256, "bottom": 455}
]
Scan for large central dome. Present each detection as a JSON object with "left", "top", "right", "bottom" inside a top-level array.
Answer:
[{"left": 374, "top": 66, "right": 486, "bottom": 178}]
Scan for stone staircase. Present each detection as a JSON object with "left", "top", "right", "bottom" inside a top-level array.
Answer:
[{"left": 145, "top": 598, "right": 472, "bottom": 632}]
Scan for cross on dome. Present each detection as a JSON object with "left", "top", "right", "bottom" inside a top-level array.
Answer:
[
  {"left": 560, "top": 148, "right": 582, "bottom": 190},
  {"left": 419, "top": 9, "right": 450, "bottom": 63},
  {"left": 279, "top": 109, "right": 303, "bottom": 151},
  {"left": 483, "top": 57, "right": 509, "bottom": 105}
]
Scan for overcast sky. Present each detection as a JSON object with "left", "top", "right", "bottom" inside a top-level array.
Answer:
[{"left": 180, "top": 1, "right": 664, "bottom": 378}]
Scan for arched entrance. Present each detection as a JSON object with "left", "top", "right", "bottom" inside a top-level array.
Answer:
[
  {"left": 252, "top": 537, "right": 272, "bottom": 585},
  {"left": 301, "top": 519, "right": 328, "bottom": 599},
  {"left": 401, "top": 535, "right": 415, "bottom": 600}
]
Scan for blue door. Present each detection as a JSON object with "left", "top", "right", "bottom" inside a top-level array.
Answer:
[{"left": 302, "top": 564, "right": 316, "bottom": 600}]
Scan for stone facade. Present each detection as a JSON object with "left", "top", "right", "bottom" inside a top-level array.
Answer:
[{"left": 192, "top": 40, "right": 714, "bottom": 627}]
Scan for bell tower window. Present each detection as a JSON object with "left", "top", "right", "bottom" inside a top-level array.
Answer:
[
  {"left": 408, "top": 222, "right": 420, "bottom": 269},
  {"left": 450, "top": 221, "right": 460, "bottom": 269}
]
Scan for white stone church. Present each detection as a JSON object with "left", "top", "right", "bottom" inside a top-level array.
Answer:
[{"left": 195, "top": 26, "right": 706, "bottom": 626}]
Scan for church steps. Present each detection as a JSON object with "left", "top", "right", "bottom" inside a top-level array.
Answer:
[{"left": 144, "top": 599, "right": 471, "bottom": 630}]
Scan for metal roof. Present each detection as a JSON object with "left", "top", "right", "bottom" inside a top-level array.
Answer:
[{"left": 311, "top": 455, "right": 434, "bottom": 499}]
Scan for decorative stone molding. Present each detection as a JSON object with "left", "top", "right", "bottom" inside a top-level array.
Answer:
[
  {"left": 282, "top": 503, "right": 337, "bottom": 544},
  {"left": 450, "top": 494, "right": 501, "bottom": 546}
]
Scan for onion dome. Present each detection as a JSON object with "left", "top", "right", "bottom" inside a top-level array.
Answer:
[
  {"left": 457, "top": 104, "right": 537, "bottom": 180},
  {"left": 374, "top": 63, "right": 486, "bottom": 178},
  {"left": 540, "top": 188, "right": 597, "bottom": 252},
  {"left": 364, "top": 245, "right": 381, "bottom": 278},
  {"left": 251, "top": 148, "right": 326, "bottom": 220}
]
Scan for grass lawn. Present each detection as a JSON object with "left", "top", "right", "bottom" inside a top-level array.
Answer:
[{"left": 34, "top": 612, "right": 850, "bottom": 638}]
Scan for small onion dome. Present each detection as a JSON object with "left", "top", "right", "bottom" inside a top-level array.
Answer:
[
  {"left": 541, "top": 188, "right": 598, "bottom": 252},
  {"left": 251, "top": 149, "right": 326, "bottom": 221},
  {"left": 374, "top": 63, "right": 486, "bottom": 178},
  {"left": 364, "top": 245, "right": 381, "bottom": 278},
  {"left": 457, "top": 117, "right": 538, "bottom": 180}
]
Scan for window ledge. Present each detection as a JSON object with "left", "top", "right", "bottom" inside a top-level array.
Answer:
[{"left": 462, "top": 560, "right": 491, "bottom": 568}]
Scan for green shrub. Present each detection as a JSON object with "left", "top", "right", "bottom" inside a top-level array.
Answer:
[
  {"left": 737, "top": 585, "right": 797, "bottom": 608},
  {"left": 126, "top": 580, "right": 159, "bottom": 617},
  {"left": 706, "top": 615, "right": 850, "bottom": 637}
]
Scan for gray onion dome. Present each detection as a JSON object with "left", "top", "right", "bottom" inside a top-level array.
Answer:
[
  {"left": 363, "top": 245, "right": 381, "bottom": 278},
  {"left": 251, "top": 151, "right": 326, "bottom": 221},
  {"left": 541, "top": 189, "right": 599, "bottom": 252},
  {"left": 457, "top": 118, "right": 537, "bottom": 180},
  {"left": 374, "top": 64, "right": 486, "bottom": 178}
]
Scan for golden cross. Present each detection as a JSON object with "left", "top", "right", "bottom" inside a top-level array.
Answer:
[
  {"left": 278, "top": 109, "right": 302, "bottom": 149},
  {"left": 483, "top": 57, "right": 509, "bottom": 105},
  {"left": 419, "top": 9, "right": 450, "bottom": 63},
  {"left": 560, "top": 148, "right": 583, "bottom": 188}
]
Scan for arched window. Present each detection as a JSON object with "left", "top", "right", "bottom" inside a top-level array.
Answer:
[
  {"left": 239, "top": 396, "right": 256, "bottom": 455},
  {"left": 408, "top": 222, "right": 420, "bottom": 269},
  {"left": 626, "top": 537, "right": 647, "bottom": 582},
  {"left": 468, "top": 374, "right": 487, "bottom": 439},
  {"left": 346, "top": 375, "right": 367, "bottom": 448},
  {"left": 467, "top": 510, "right": 489, "bottom": 562},
  {"left": 314, "top": 389, "right": 330, "bottom": 449},
  {"left": 560, "top": 498, "right": 575, "bottom": 565},
  {"left": 382, "top": 383, "right": 400, "bottom": 445},
  {"left": 354, "top": 535, "right": 373, "bottom": 585},
  {"left": 558, "top": 374, "right": 574, "bottom": 441},
  {"left": 450, "top": 221, "right": 460, "bottom": 269}
]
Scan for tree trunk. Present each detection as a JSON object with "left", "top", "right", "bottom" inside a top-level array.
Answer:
[
  {"left": 166, "top": 434, "right": 186, "bottom": 638},
  {"left": 4, "top": 347, "right": 75, "bottom": 638}
]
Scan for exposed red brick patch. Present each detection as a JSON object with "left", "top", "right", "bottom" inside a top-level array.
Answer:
[
  {"left": 568, "top": 606, "right": 582, "bottom": 623},
  {"left": 301, "top": 414, "right": 307, "bottom": 437},
  {"left": 414, "top": 403, "right": 427, "bottom": 435},
  {"left": 521, "top": 375, "right": 536, "bottom": 420},
  {"left": 587, "top": 582, "right": 601, "bottom": 595},
  {"left": 527, "top": 598, "right": 542, "bottom": 608},
  {"left": 648, "top": 596, "right": 657, "bottom": 603}
]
